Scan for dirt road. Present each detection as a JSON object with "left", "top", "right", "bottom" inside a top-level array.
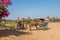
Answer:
[{"left": 0, "top": 22, "right": 60, "bottom": 40}]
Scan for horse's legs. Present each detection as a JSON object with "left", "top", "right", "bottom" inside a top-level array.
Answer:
[
  {"left": 29, "top": 25, "right": 32, "bottom": 31},
  {"left": 35, "top": 25, "right": 38, "bottom": 30},
  {"left": 25, "top": 24, "right": 28, "bottom": 28},
  {"left": 21, "top": 24, "right": 24, "bottom": 29},
  {"left": 35, "top": 24, "right": 38, "bottom": 30}
]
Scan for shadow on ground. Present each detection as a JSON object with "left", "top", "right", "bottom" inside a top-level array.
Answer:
[
  {"left": 29, "top": 28, "right": 50, "bottom": 31},
  {"left": 42, "top": 28, "right": 50, "bottom": 31},
  {"left": 0, "top": 29, "right": 32, "bottom": 37}
]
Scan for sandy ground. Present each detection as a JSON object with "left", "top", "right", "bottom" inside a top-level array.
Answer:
[{"left": 0, "top": 22, "right": 60, "bottom": 40}]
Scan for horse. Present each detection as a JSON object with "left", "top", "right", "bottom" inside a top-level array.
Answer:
[
  {"left": 24, "top": 21, "right": 42, "bottom": 30},
  {"left": 24, "top": 18, "right": 48, "bottom": 30}
]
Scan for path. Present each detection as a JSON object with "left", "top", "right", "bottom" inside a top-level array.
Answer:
[{"left": 0, "top": 22, "right": 60, "bottom": 40}]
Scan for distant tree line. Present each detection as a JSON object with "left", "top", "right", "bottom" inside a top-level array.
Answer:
[
  {"left": 2, "top": 16, "right": 60, "bottom": 23},
  {"left": 49, "top": 18, "right": 60, "bottom": 22}
]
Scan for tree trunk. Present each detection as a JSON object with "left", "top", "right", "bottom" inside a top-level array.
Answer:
[{"left": 0, "top": 18, "right": 2, "bottom": 22}]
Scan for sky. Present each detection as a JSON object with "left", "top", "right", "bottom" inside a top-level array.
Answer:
[{"left": 6, "top": 0, "right": 60, "bottom": 20}]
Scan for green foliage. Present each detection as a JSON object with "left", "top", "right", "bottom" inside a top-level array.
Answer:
[
  {"left": 21, "top": 18, "right": 27, "bottom": 22},
  {"left": 21, "top": 18, "right": 32, "bottom": 23},
  {"left": 49, "top": 18, "right": 60, "bottom": 22},
  {"left": 32, "top": 18, "right": 39, "bottom": 22}
]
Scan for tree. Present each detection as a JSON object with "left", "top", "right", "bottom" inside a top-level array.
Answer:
[
  {"left": 0, "top": 0, "right": 12, "bottom": 22},
  {"left": 32, "top": 18, "right": 39, "bottom": 22}
]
